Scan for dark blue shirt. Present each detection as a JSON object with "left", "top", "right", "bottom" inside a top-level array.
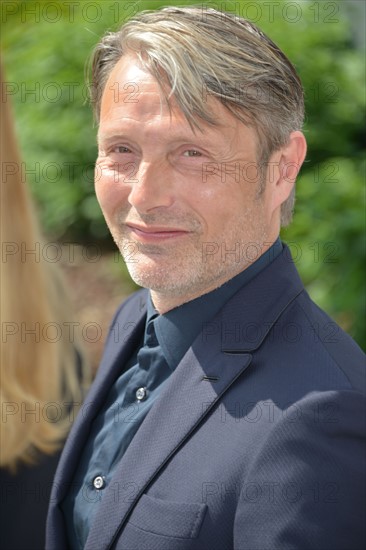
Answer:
[{"left": 62, "top": 239, "right": 282, "bottom": 549}]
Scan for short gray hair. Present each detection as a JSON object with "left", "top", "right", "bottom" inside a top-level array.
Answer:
[{"left": 89, "top": 6, "right": 305, "bottom": 226}]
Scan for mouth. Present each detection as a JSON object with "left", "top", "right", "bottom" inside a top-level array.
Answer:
[{"left": 125, "top": 223, "right": 190, "bottom": 242}]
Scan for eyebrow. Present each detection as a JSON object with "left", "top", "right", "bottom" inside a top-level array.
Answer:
[
  {"left": 97, "top": 130, "right": 215, "bottom": 148},
  {"left": 97, "top": 116, "right": 209, "bottom": 144},
  {"left": 97, "top": 133, "right": 129, "bottom": 144}
]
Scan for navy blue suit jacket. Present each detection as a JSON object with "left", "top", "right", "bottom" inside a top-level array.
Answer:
[{"left": 46, "top": 246, "right": 365, "bottom": 549}]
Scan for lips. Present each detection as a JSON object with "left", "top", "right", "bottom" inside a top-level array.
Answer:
[{"left": 125, "top": 223, "right": 189, "bottom": 241}]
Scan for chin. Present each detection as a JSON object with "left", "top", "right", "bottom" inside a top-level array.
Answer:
[
  {"left": 127, "top": 263, "right": 174, "bottom": 289},
  {"left": 125, "top": 261, "right": 197, "bottom": 296}
]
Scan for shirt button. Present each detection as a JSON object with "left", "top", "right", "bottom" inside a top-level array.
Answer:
[
  {"left": 93, "top": 475, "right": 105, "bottom": 490},
  {"left": 136, "top": 387, "right": 147, "bottom": 401}
]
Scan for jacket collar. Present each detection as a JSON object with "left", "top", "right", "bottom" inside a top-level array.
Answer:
[{"left": 217, "top": 244, "right": 304, "bottom": 352}]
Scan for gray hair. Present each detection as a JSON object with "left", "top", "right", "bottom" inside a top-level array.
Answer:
[{"left": 89, "top": 6, "right": 305, "bottom": 226}]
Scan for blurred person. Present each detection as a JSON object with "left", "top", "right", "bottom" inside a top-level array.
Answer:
[
  {"left": 0, "top": 62, "right": 91, "bottom": 549},
  {"left": 47, "top": 7, "right": 365, "bottom": 550}
]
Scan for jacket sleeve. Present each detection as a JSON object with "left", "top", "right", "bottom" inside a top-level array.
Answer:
[{"left": 233, "top": 389, "right": 366, "bottom": 550}]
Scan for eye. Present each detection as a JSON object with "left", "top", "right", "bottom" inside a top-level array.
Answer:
[
  {"left": 112, "top": 146, "right": 132, "bottom": 154},
  {"left": 183, "top": 149, "right": 202, "bottom": 158}
]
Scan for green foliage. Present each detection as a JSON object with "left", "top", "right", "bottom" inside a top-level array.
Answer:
[{"left": 2, "top": 0, "right": 365, "bottom": 347}]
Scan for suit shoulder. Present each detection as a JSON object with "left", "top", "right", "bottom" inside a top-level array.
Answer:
[{"left": 292, "top": 290, "right": 365, "bottom": 394}]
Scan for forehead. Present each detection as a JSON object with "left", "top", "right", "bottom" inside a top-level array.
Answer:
[
  {"left": 100, "top": 53, "right": 233, "bottom": 126},
  {"left": 103, "top": 56, "right": 156, "bottom": 102},
  {"left": 99, "top": 54, "right": 258, "bottom": 150},
  {"left": 100, "top": 54, "right": 183, "bottom": 124}
]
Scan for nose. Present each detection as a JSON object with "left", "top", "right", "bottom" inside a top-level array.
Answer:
[{"left": 128, "top": 160, "right": 174, "bottom": 213}]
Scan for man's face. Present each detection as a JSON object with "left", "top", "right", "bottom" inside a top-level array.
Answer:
[{"left": 96, "top": 55, "right": 279, "bottom": 309}]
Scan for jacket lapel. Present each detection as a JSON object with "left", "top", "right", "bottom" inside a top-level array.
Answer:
[
  {"left": 49, "top": 292, "right": 148, "bottom": 507},
  {"left": 86, "top": 335, "right": 252, "bottom": 549}
]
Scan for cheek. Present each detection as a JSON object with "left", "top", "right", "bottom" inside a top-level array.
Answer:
[
  {"left": 95, "top": 161, "right": 129, "bottom": 217},
  {"left": 193, "top": 196, "right": 237, "bottom": 237},
  {"left": 198, "top": 182, "right": 263, "bottom": 238}
]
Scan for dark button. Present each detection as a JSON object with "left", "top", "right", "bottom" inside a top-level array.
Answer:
[
  {"left": 136, "top": 387, "right": 147, "bottom": 401},
  {"left": 93, "top": 475, "right": 105, "bottom": 490}
]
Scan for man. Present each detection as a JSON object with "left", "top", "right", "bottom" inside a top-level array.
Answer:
[{"left": 47, "top": 7, "right": 365, "bottom": 549}]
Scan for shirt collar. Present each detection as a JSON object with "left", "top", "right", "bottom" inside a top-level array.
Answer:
[{"left": 147, "top": 238, "right": 283, "bottom": 371}]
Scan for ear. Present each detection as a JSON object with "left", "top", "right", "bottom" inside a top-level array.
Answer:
[{"left": 267, "top": 131, "right": 307, "bottom": 212}]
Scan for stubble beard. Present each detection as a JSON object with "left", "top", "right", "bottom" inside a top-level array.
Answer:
[
  {"left": 112, "top": 215, "right": 269, "bottom": 303},
  {"left": 114, "top": 231, "right": 216, "bottom": 297}
]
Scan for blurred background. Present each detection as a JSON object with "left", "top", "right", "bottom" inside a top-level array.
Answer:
[{"left": 2, "top": 0, "right": 365, "bottom": 368}]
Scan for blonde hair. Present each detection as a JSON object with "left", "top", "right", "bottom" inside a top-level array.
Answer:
[
  {"left": 89, "top": 6, "right": 305, "bottom": 225},
  {"left": 0, "top": 63, "right": 90, "bottom": 472}
]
